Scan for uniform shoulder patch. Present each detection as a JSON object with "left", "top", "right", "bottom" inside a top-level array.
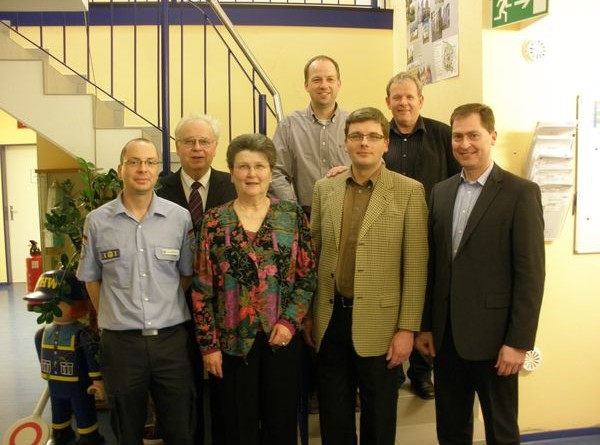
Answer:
[{"left": 100, "top": 249, "right": 120, "bottom": 261}]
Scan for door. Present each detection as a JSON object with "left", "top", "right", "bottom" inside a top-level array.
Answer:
[{"left": 3, "top": 145, "right": 40, "bottom": 283}]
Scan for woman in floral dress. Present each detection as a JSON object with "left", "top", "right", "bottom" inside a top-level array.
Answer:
[{"left": 192, "top": 133, "right": 316, "bottom": 445}]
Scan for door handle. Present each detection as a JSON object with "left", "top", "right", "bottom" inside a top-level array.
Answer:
[{"left": 9, "top": 205, "right": 15, "bottom": 221}]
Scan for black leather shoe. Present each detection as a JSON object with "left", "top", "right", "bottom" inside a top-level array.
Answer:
[{"left": 410, "top": 378, "right": 435, "bottom": 400}]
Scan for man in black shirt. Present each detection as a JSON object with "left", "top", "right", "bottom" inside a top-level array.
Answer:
[{"left": 384, "top": 72, "right": 460, "bottom": 399}]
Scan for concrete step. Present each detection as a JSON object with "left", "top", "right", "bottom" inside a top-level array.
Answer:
[
  {"left": 94, "top": 97, "right": 125, "bottom": 129},
  {"left": 397, "top": 383, "right": 436, "bottom": 426},
  {"left": 0, "top": 59, "right": 96, "bottom": 161},
  {"left": 0, "top": 24, "right": 88, "bottom": 95}
]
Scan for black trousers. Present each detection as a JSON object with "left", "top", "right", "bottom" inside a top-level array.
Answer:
[
  {"left": 100, "top": 325, "right": 197, "bottom": 445},
  {"left": 210, "top": 331, "right": 302, "bottom": 445},
  {"left": 184, "top": 320, "right": 206, "bottom": 445},
  {"left": 318, "top": 299, "right": 399, "bottom": 445},
  {"left": 434, "top": 325, "right": 519, "bottom": 445}
]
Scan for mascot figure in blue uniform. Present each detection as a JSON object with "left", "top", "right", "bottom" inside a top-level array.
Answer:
[{"left": 24, "top": 270, "right": 105, "bottom": 445}]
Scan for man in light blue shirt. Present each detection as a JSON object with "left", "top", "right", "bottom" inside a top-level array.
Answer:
[{"left": 77, "top": 137, "right": 196, "bottom": 444}]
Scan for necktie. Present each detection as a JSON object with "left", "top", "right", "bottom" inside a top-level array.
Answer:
[{"left": 189, "top": 181, "right": 203, "bottom": 228}]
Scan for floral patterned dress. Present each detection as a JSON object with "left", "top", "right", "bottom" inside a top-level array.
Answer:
[{"left": 191, "top": 199, "right": 316, "bottom": 358}]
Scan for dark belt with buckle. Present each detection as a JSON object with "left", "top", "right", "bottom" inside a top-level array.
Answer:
[{"left": 334, "top": 293, "right": 354, "bottom": 308}]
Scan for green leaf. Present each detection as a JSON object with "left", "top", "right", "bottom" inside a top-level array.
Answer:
[
  {"left": 44, "top": 157, "right": 123, "bottom": 277},
  {"left": 36, "top": 313, "right": 46, "bottom": 324}
]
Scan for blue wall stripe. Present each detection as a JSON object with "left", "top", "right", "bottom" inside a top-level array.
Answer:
[
  {"left": 521, "top": 427, "right": 600, "bottom": 442},
  {"left": 0, "top": 4, "right": 393, "bottom": 29}
]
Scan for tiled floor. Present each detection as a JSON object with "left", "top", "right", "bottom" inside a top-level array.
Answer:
[{"left": 1, "top": 282, "right": 52, "bottom": 434}]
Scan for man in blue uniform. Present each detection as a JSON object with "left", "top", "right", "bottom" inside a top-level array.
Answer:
[{"left": 77, "top": 137, "right": 196, "bottom": 444}]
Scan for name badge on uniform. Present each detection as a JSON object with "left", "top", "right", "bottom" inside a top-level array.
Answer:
[
  {"left": 161, "top": 248, "right": 180, "bottom": 256},
  {"left": 100, "top": 249, "right": 120, "bottom": 261}
]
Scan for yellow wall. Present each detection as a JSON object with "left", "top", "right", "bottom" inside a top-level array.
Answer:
[
  {"left": 0, "top": 151, "right": 5, "bottom": 282},
  {"left": 15, "top": 24, "right": 393, "bottom": 171},
  {"left": 186, "top": 24, "right": 394, "bottom": 169},
  {"left": 0, "top": 111, "right": 36, "bottom": 145},
  {"left": 2, "top": 1, "right": 599, "bottom": 431},
  {"left": 393, "top": 0, "right": 600, "bottom": 432},
  {"left": 483, "top": 0, "right": 600, "bottom": 431},
  {"left": 1, "top": 24, "right": 393, "bottom": 275},
  {"left": 392, "top": 0, "right": 483, "bottom": 123},
  {"left": 37, "top": 135, "right": 80, "bottom": 170}
]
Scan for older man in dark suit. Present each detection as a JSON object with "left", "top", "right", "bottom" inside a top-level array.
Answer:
[
  {"left": 158, "top": 113, "right": 236, "bottom": 230},
  {"left": 416, "top": 103, "right": 545, "bottom": 445},
  {"left": 157, "top": 113, "right": 236, "bottom": 445}
]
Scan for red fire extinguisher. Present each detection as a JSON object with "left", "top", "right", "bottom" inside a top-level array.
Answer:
[{"left": 26, "top": 240, "right": 43, "bottom": 292}]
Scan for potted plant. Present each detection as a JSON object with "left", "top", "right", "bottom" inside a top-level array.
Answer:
[
  {"left": 37, "top": 157, "right": 120, "bottom": 328},
  {"left": 44, "top": 157, "right": 121, "bottom": 274}
]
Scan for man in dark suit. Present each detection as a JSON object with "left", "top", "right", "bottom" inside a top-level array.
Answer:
[
  {"left": 384, "top": 71, "right": 460, "bottom": 399},
  {"left": 158, "top": 113, "right": 236, "bottom": 226},
  {"left": 416, "top": 103, "right": 545, "bottom": 445},
  {"left": 157, "top": 113, "right": 236, "bottom": 445}
]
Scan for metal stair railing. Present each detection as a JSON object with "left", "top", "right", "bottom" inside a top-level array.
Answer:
[
  {"left": 199, "top": 0, "right": 283, "bottom": 122},
  {"left": 0, "top": 0, "right": 283, "bottom": 172}
]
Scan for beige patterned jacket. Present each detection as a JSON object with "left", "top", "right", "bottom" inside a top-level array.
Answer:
[{"left": 311, "top": 167, "right": 429, "bottom": 357}]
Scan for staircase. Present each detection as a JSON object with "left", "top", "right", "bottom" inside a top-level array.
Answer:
[{"left": 0, "top": 22, "right": 161, "bottom": 170}]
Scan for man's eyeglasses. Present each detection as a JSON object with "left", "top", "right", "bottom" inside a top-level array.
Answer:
[
  {"left": 178, "top": 138, "right": 214, "bottom": 148},
  {"left": 123, "top": 158, "right": 160, "bottom": 168},
  {"left": 347, "top": 133, "right": 386, "bottom": 142}
]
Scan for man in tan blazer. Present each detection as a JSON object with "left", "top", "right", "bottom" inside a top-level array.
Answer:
[{"left": 308, "top": 107, "right": 429, "bottom": 445}]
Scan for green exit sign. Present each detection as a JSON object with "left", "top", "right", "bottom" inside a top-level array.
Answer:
[{"left": 492, "top": 0, "right": 549, "bottom": 28}]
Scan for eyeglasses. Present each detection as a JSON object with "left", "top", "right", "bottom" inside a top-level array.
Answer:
[
  {"left": 178, "top": 138, "right": 214, "bottom": 148},
  {"left": 347, "top": 132, "right": 386, "bottom": 142},
  {"left": 123, "top": 158, "right": 160, "bottom": 168},
  {"left": 234, "top": 163, "right": 270, "bottom": 173}
]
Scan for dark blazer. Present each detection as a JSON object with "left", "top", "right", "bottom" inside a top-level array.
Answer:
[
  {"left": 422, "top": 163, "right": 545, "bottom": 361},
  {"left": 157, "top": 167, "right": 235, "bottom": 445},
  {"left": 387, "top": 116, "right": 460, "bottom": 202},
  {"left": 157, "top": 168, "right": 237, "bottom": 215}
]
